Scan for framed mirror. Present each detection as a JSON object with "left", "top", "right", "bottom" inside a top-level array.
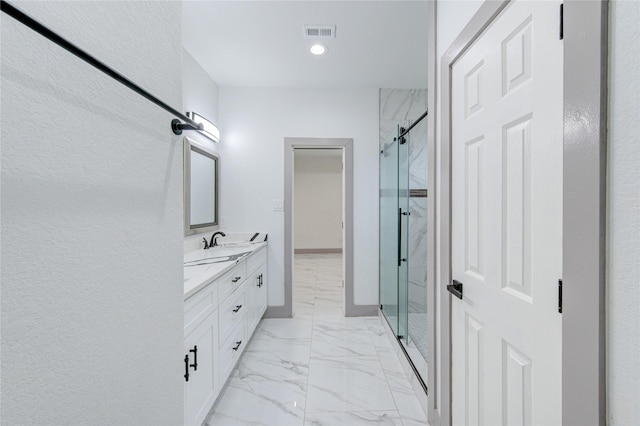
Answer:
[{"left": 184, "top": 137, "right": 219, "bottom": 235}]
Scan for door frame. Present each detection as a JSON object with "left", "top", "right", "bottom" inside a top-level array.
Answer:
[
  {"left": 266, "top": 137, "right": 375, "bottom": 319},
  {"left": 438, "top": 2, "right": 608, "bottom": 425}
]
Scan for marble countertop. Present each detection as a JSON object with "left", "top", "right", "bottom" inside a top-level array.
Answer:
[{"left": 184, "top": 241, "right": 267, "bottom": 299}]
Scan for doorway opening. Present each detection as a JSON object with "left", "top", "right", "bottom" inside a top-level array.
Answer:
[
  {"left": 279, "top": 137, "right": 360, "bottom": 319},
  {"left": 293, "top": 148, "right": 344, "bottom": 319}
]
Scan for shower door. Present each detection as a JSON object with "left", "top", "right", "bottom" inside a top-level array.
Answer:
[
  {"left": 379, "top": 113, "right": 429, "bottom": 390},
  {"left": 402, "top": 118, "right": 429, "bottom": 380},
  {"left": 379, "top": 128, "right": 409, "bottom": 338},
  {"left": 397, "top": 128, "right": 410, "bottom": 340},
  {"left": 380, "top": 131, "right": 400, "bottom": 334}
]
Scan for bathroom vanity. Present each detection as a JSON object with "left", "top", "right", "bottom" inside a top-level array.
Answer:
[{"left": 182, "top": 242, "right": 268, "bottom": 426}]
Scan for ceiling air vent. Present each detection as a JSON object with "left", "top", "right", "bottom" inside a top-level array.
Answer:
[{"left": 304, "top": 25, "right": 336, "bottom": 38}]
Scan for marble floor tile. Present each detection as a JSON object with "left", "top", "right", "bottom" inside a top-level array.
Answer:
[
  {"left": 311, "top": 324, "right": 377, "bottom": 358},
  {"left": 255, "top": 318, "right": 313, "bottom": 340},
  {"left": 207, "top": 378, "right": 306, "bottom": 426},
  {"left": 306, "top": 356, "right": 396, "bottom": 413},
  {"left": 391, "top": 390, "right": 429, "bottom": 426},
  {"left": 247, "top": 336, "right": 312, "bottom": 354},
  {"left": 207, "top": 254, "right": 430, "bottom": 425},
  {"left": 233, "top": 348, "right": 310, "bottom": 382},
  {"left": 303, "top": 411, "right": 403, "bottom": 426}
]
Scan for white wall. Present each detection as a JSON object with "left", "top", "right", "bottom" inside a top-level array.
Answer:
[
  {"left": 1, "top": 2, "right": 183, "bottom": 424},
  {"left": 218, "top": 87, "right": 379, "bottom": 307},
  {"left": 294, "top": 152, "right": 343, "bottom": 250},
  {"left": 607, "top": 1, "right": 640, "bottom": 424},
  {"left": 183, "top": 48, "right": 220, "bottom": 153}
]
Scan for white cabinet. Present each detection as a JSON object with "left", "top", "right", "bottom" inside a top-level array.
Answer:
[
  {"left": 183, "top": 244, "right": 268, "bottom": 425},
  {"left": 184, "top": 284, "right": 219, "bottom": 426}
]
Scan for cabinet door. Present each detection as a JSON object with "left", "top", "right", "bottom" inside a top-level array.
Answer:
[
  {"left": 184, "top": 310, "right": 218, "bottom": 426},
  {"left": 255, "top": 264, "right": 268, "bottom": 321},
  {"left": 248, "top": 264, "right": 268, "bottom": 332}
]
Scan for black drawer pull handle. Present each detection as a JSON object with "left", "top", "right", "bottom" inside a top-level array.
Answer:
[
  {"left": 447, "top": 280, "right": 463, "bottom": 300},
  {"left": 257, "top": 273, "right": 263, "bottom": 287},
  {"left": 232, "top": 340, "right": 242, "bottom": 351},
  {"left": 233, "top": 305, "right": 243, "bottom": 313},
  {"left": 232, "top": 276, "right": 241, "bottom": 283},
  {"left": 184, "top": 355, "right": 190, "bottom": 382},
  {"left": 189, "top": 345, "right": 198, "bottom": 371}
]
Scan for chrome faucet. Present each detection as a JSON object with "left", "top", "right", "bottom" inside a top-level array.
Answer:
[{"left": 210, "top": 231, "right": 226, "bottom": 248}]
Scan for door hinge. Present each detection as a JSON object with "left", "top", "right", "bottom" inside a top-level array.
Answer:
[
  {"left": 559, "top": 3, "right": 564, "bottom": 40},
  {"left": 558, "top": 279, "right": 563, "bottom": 313}
]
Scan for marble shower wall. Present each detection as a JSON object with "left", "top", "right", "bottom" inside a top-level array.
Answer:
[{"left": 379, "top": 89, "right": 428, "bottom": 316}]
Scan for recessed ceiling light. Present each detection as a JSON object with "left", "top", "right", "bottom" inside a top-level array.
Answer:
[{"left": 310, "top": 44, "right": 327, "bottom": 55}]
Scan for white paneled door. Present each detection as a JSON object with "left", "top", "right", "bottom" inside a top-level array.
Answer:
[{"left": 451, "top": 1, "right": 563, "bottom": 425}]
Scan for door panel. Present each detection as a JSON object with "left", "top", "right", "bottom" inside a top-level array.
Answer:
[
  {"left": 380, "top": 131, "right": 400, "bottom": 333},
  {"left": 398, "top": 129, "right": 409, "bottom": 339},
  {"left": 451, "top": 1, "right": 563, "bottom": 424}
]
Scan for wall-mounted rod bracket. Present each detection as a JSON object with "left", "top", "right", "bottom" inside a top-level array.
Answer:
[{"left": 171, "top": 119, "right": 203, "bottom": 135}]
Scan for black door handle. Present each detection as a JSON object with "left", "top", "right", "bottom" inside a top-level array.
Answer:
[
  {"left": 189, "top": 345, "right": 198, "bottom": 371},
  {"left": 184, "top": 354, "right": 190, "bottom": 382},
  {"left": 447, "top": 280, "right": 463, "bottom": 300},
  {"left": 398, "top": 208, "right": 402, "bottom": 266},
  {"left": 232, "top": 340, "right": 242, "bottom": 351}
]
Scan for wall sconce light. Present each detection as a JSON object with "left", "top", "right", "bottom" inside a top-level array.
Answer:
[{"left": 187, "top": 111, "right": 220, "bottom": 142}]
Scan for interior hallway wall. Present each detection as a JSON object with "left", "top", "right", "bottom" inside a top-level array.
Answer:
[
  {"left": 1, "top": 2, "right": 183, "bottom": 424},
  {"left": 294, "top": 152, "right": 343, "bottom": 251},
  {"left": 607, "top": 1, "right": 640, "bottom": 424},
  {"left": 218, "top": 87, "right": 379, "bottom": 307}
]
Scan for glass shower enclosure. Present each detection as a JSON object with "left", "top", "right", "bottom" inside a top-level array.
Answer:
[{"left": 379, "top": 112, "right": 429, "bottom": 390}]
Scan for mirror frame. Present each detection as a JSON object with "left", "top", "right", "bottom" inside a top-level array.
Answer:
[{"left": 184, "top": 136, "right": 219, "bottom": 236}]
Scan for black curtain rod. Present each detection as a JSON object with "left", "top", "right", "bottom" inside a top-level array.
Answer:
[
  {"left": 399, "top": 109, "right": 428, "bottom": 139},
  {"left": 1, "top": 0, "right": 201, "bottom": 135}
]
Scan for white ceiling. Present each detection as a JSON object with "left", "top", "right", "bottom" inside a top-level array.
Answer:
[{"left": 182, "top": 1, "right": 429, "bottom": 89}]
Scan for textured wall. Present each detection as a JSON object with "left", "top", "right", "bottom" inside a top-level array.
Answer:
[
  {"left": 218, "top": 87, "right": 379, "bottom": 306},
  {"left": 1, "top": 2, "right": 184, "bottom": 424},
  {"left": 294, "top": 153, "right": 343, "bottom": 250},
  {"left": 607, "top": 1, "right": 640, "bottom": 424}
]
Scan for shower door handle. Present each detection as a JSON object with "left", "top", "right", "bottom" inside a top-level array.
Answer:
[
  {"left": 398, "top": 208, "right": 410, "bottom": 266},
  {"left": 398, "top": 208, "right": 402, "bottom": 266}
]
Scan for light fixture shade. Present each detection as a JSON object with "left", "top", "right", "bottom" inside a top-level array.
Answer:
[{"left": 187, "top": 111, "right": 220, "bottom": 142}]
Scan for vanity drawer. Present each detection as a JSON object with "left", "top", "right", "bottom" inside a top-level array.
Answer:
[
  {"left": 217, "top": 261, "right": 247, "bottom": 302},
  {"left": 246, "top": 246, "right": 267, "bottom": 275},
  {"left": 184, "top": 282, "right": 217, "bottom": 335},
  {"left": 218, "top": 321, "right": 246, "bottom": 382},
  {"left": 219, "top": 281, "right": 248, "bottom": 345}
]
